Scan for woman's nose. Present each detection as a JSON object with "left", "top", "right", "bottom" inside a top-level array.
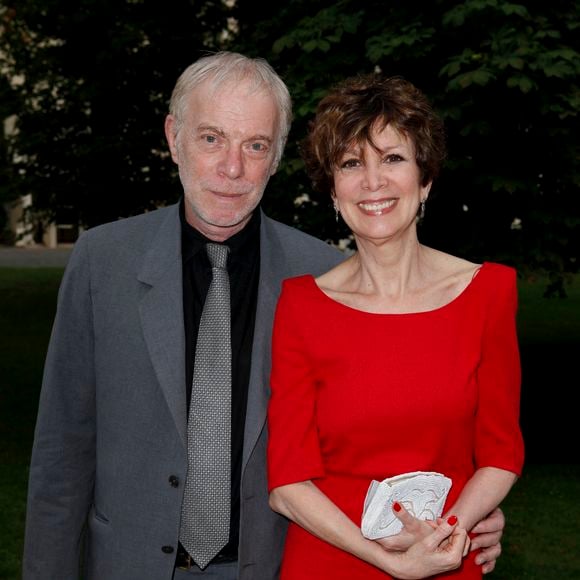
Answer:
[{"left": 361, "top": 163, "right": 387, "bottom": 191}]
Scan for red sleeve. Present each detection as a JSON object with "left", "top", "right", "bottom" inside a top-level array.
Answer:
[
  {"left": 474, "top": 265, "right": 525, "bottom": 474},
  {"left": 267, "top": 277, "right": 325, "bottom": 492}
]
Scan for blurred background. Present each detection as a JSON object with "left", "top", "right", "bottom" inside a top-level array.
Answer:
[{"left": 0, "top": 0, "right": 578, "bottom": 578}]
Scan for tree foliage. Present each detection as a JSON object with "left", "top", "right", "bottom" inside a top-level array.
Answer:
[
  {"left": 233, "top": 0, "right": 579, "bottom": 275},
  {"left": 1, "top": 0, "right": 578, "bottom": 275},
  {"left": 0, "top": 0, "right": 230, "bottom": 226}
]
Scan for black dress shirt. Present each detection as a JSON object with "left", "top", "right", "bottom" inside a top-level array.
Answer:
[{"left": 180, "top": 200, "right": 260, "bottom": 561}]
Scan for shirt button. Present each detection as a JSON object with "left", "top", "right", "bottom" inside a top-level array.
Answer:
[
  {"left": 168, "top": 475, "right": 179, "bottom": 487},
  {"left": 161, "top": 545, "right": 174, "bottom": 554}
]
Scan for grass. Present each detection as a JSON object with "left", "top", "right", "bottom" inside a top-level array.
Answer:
[
  {"left": 516, "top": 273, "right": 579, "bottom": 465},
  {"left": 494, "top": 464, "right": 580, "bottom": 579},
  {"left": 1, "top": 267, "right": 579, "bottom": 579},
  {"left": 516, "top": 272, "right": 580, "bottom": 345},
  {"left": 0, "top": 268, "right": 63, "bottom": 579}
]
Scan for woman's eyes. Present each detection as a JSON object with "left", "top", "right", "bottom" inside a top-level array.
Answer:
[
  {"left": 340, "top": 154, "right": 405, "bottom": 169},
  {"left": 340, "top": 158, "right": 360, "bottom": 169}
]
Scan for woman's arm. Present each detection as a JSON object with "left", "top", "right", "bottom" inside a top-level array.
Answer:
[
  {"left": 463, "top": 266, "right": 524, "bottom": 569},
  {"left": 270, "top": 480, "right": 468, "bottom": 579},
  {"left": 443, "top": 467, "right": 517, "bottom": 532}
]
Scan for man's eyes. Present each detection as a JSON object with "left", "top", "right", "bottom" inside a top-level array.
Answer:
[
  {"left": 197, "top": 134, "right": 270, "bottom": 156},
  {"left": 248, "top": 142, "right": 268, "bottom": 153}
]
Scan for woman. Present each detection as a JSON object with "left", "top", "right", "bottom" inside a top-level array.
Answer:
[{"left": 267, "top": 74, "right": 524, "bottom": 579}]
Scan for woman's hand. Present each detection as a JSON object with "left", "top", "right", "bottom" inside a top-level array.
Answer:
[
  {"left": 270, "top": 481, "right": 472, "bottom": 579},
  {"left": 376, "top": 514, "right": 470, "bottom": 580},
  {"left": 375, "top": 502, "right": 438, "bottom": 552}
]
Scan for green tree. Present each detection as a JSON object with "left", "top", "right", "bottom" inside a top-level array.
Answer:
[
  {"left": 1, "top": 0, "right": 578, "bottom": 276},
  {"left": 0, "top": 0, "right": 231, "bottom": 227},
  {"left": 233, "top": 0, "right": 579, "bottom": 275}
]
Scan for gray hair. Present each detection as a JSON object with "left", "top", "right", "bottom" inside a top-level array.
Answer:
[{"left": 169, "top": 51, "right": 293, "bottom": 168}]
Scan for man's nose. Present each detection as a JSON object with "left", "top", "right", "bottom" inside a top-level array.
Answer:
[{"left": 218, "top": 146, "right": 244, "bottom": 179}]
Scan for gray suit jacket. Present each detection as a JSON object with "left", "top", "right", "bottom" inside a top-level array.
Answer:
[{"left": 23, "top": 203, "right": 343, "bottom": 580}]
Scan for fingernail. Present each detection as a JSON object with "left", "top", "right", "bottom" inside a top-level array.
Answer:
[
  {"left": 393, "top": 502, "right": 401, "bottom": 512},
  {"left": 447, "top": 515, "right": 458, "bottom": 525}
]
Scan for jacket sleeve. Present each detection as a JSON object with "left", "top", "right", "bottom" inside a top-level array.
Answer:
[{"left": 23, "top": 232, "right": 96, "bottom": 579}]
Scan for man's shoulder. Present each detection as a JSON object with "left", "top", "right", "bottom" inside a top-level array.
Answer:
[
  {"left": 263, "top": 214, "right": 340, "bottom": 255},
  {"left": 68, "top": 204, "right": 179, "bottom": 274},
  {"left": 83, "top": 204, "right": 176, "bottom": 243},
  {"left": 261, "top": 214, "right": 344, "bottom": 275}
]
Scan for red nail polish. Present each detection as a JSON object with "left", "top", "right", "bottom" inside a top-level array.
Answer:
[
  {"left": 393, "top": 502, "right": 401, "bottom": 512},
  {"left": 447, "top": 515, "right": 458, "bottom": 525}
]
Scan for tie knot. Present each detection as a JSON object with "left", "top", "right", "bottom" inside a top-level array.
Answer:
[{"left": 206, "top": 243, "right": 229, "bottom": 270}]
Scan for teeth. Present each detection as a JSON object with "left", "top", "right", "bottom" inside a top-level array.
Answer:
[{"left": 358, "top": 199, "right": 396, "bottom": 212}]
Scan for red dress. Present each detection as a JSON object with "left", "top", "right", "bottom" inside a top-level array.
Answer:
[{"left": 267, "top": 262, "right": 524, "bottom": 579}]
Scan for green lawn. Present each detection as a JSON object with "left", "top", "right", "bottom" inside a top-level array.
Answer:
[
  {"left": 517, "top": 272, "right": 580, "bottom": 345},
  {"left": 0, "top": 268, "right": 63, "bottom": 579},
  {"left": 1, "top": 267, "right": 579, "bottom": 579},
  {"left": 494, "top": 464, "right": 580, "bottom": 579}
]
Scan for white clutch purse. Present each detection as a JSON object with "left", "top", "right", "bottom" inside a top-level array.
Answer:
[{"left": 361, "top": 471, "right": 452, "bottom": 539}]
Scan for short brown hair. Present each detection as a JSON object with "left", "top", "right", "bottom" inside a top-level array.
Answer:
[{"left": 301, "top": 74, "right": 446, "bottom": 194}]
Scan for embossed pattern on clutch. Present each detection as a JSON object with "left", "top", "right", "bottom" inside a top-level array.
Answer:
[{"left": 361, "top": 471, "right": 452, "bottom": 539}]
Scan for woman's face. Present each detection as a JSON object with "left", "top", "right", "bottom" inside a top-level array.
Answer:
[{"left": 332, "top": 123, "right": 431, "bottom": 244}]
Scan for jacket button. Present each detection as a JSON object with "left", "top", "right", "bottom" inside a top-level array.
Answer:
[
  {"left": 168, "top": 475, "right": 179, "bottom": 488},
  {"left": 161, "top": 545, "right": 174, "bottom": 554}
]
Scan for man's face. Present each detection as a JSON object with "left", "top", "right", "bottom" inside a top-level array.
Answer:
[{"left": 165, "top": 79, "right": 280, "bottom": 241}]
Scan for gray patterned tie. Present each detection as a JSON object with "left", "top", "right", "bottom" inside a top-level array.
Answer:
[{"left": 180, "top": 242, "right": 231, "bottom": 569}]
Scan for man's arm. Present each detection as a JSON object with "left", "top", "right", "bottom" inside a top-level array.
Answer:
[{"left": 22, "top": 234, "right": 96, "bottom": 579}]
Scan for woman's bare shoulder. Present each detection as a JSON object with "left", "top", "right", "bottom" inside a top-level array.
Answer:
[
  {"left": 427, "top": 248, "right": 481, "bottom": 281},
  {"left": 315, "top": 256, "right": 356, "bottom": 290}
]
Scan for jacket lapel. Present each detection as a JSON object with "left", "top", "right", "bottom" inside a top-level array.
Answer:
[
  {"left": 242, "top": 213, "right": 287, "bottom": 467},
  {"left": 137, "top": 204, "right": 187, "bottom": 447}
]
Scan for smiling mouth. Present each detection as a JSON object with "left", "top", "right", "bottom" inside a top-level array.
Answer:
[{"left": 358, "top": 199, "right": 397, "bottom": 212}]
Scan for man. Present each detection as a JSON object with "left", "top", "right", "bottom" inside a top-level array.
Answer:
[{"left": 23, "top": 52, "right": 505, "bottom": 580}]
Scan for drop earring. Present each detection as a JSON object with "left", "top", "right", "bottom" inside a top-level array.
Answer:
[
  {"left": 419, "top": 199, "right": 426, "bottom": 221},
  {"left": 334, "top": 202, "right": 340, "bottom": 223}
]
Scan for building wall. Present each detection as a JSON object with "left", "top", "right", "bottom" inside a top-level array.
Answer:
[{"left": 3, "top": 195, "right": 80, "bottom": 248}]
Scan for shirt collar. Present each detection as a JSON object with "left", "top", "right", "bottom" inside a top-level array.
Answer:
[{"left": 179, "top": 197, "right": 261, "bottom": 266}]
